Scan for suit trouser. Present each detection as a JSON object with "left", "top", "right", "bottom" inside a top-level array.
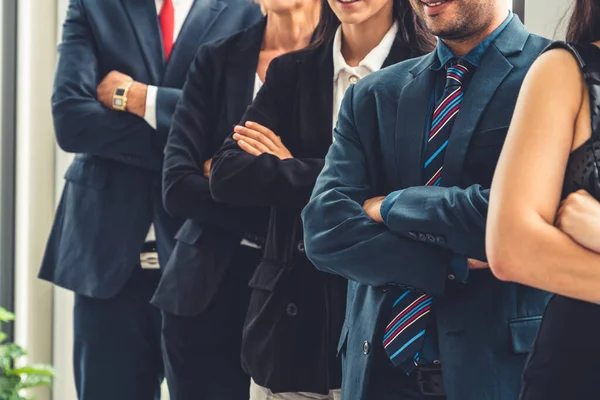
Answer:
[
  {"left": 73, "top": 267, "right": 163, "bottom": 400},
  {"left": 162, "top": 245, "right": 261, "bottom": 400}
]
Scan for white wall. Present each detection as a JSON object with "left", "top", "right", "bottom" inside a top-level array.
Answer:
[
  {"left": 524, "top": 0, "right": 572, "bottom": 39},
  {"left": 14, "top": 1, "right": 59, "bottom": 400}
]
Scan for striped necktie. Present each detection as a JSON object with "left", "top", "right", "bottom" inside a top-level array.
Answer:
[{"left": 383, "top": 59, "right": 471, "bottom": 373}]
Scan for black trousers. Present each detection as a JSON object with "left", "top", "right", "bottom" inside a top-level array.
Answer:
[
  {"left": 73, "top": 267, "right": 163, "bottom": 400},
  {"left": 520, "top": 295, "right": 600, "bottom": 400},
  {"left": 162, "top": 245, "right": 261, "bottom": 400}
]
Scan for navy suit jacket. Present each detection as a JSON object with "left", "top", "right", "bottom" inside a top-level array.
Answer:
[
  {"left": 39, "top": 0, "right": 261, "bottom": 298},
  {"left": 302, "top": 17, "right": 551, "bottom": 400},
  {"left": 151, "top": 20, "right": 269, "bottom": 316}
]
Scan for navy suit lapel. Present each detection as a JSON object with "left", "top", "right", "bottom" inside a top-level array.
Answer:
[
  {"left": 163, "top": 0, "right": 227, "bottom": 84},
  {"left": 395, "top": 52, "right": 437, "bottom": 189},
  {"left": 441, "top": 17, "right": 529, "bottom": 186},
  {"left": 122, "top": 0, "right": 164, "bottom": 84}
]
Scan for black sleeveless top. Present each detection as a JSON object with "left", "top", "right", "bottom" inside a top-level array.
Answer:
[{"left": 546, "top": 42, "right": 600, "bottom": 199}]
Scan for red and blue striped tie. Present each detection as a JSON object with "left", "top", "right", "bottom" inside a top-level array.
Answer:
[{"left": 383, "top": 59, "right": 471, "bottom": 373}]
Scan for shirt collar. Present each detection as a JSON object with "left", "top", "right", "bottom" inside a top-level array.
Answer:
[
  {"left": 333, "top": 22, "right": 399, "bottom": 81},
  {"left": 433, "top": 11, "right": 513, "bottom": 70}
]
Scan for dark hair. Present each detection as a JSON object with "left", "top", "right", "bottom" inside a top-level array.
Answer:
[
  {"left": 566, "top": 0, "right": 600, "bottom": 44},
  {"left": 312, "top": 0, "right": 435, "bottom": 55}
]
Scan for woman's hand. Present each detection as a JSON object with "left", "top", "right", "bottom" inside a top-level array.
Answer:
[
  {"left": 203, "top": 158, "right": 212, "bottom": 178},
  {"left": 233, "top": 121, "right": 293, "bottom": 160},
  {"left": 556, "top": 189, "right": 600, "bottom": 253}
]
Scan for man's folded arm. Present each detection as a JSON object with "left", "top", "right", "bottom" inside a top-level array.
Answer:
[
  {"left": 382, "top": 185, "right": 489, "bottom": 261},
  {"left": 302, "top": 85, "right": 451, "bottom": 297},
  {"left": 52, "top": 0, "right": 163, "bottom": 171}
]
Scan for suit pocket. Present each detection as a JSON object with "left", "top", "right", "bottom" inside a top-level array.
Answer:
[
  {"left": 174, "top": 219, "right": 204, "bottom": 245},
  {"left": 509, "top": 316, "right": 543, "bottom": 354},
  {"left": 64, "top": 156, "right": 108, "bottom": 189}
]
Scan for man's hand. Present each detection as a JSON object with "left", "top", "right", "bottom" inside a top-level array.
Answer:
[
  {"left": 233, "top": 121, "right": 293, "bottom": 160},
  {"left": 203, "top": 158, "right": 212, "bottom": 178},
  {"left": 556, "top": 189, "right": 600, "bottom": 253},
  {"left": 468, "top": 258, "right": 489, "bottom": 269},
  {"left": 363, "top": 196, "right": 386, "bottom": 223},
  {"left": 97, "top": 71, "right": 147, "bottom": 118}
]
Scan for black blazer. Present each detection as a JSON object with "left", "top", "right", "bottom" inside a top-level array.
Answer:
[
  {"left": 151, "top": 20, "right": 269, "bottom": 316},
  {"left": 210, "top": 34, "right": 421, "bottom": 393}
]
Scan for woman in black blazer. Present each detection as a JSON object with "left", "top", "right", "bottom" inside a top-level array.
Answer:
[
  {"left": 209, "top": 0, "right": 434, "bottom": 397},
  {"left": 154, "top": 2, "right": 320, "bottom": 399}
]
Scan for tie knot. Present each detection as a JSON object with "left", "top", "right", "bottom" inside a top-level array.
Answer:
[{"left": 445, "top": 60, "right": 470, "bottom": 85}]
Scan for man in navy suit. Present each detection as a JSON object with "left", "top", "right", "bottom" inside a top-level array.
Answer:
[
  {"left": 303, "top": 1, "right": 551, "bottom": 399},
  {"left": 40, "top": 1, "right": 260, "bottom": 399}
]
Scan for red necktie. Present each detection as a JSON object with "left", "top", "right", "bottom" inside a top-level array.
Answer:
[{"left": 159, "top": 0, "right": 175, "bottom": 60}]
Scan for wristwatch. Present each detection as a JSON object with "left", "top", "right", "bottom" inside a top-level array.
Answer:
[{"left": 112, "top": 80, "right": 134, "bottom": 111}]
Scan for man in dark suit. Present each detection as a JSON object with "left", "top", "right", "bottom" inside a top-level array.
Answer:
[
  {"left": 40, "top": 1, "right": 260, "bottom": 399},
  {"left": 302, "top": 1, "right": 551, "bottom": 399}
]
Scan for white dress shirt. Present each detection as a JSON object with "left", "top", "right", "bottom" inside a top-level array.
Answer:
[
  {"left": 331, "top": 22, "right": 398, "bottom": 132},
  {"left": 141, "top": 0, "right": 194, "bottom": 268},
  {"left": 145, "top": 0, "right": 195, "bottom": 130}
]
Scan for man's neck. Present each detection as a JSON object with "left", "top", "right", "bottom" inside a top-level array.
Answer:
[
  {"left": 262, "top": 7, "right": 319, "bottom": 53},
  {"left": 442, "top": 10, "right": 508, "bottom": 57}
]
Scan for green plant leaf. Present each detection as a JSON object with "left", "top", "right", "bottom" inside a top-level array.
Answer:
[
  {"left": 0, "top": 332, "right": 6, "bottom": 344},
  {"left": 0, "top": 344, "right": 26, "bottom": 361},
  {"left": 0, "top": 308, "right": 15, "bottom": 323},
  {"left": 11, "top": 365, "right": 55, "bottom": 377},
  {"left": 17, "top": 374, "right": 52, "bottom": 390},
  {"left": 0, "top": 375, "right": 20, "bottom": 393}
]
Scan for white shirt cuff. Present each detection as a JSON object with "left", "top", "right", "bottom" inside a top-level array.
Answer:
[{"left": 144, "top": 85, "right": 158, "bottom": 130}]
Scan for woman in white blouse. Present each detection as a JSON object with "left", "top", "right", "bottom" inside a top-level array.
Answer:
[{"left": 208, "top": 0, "right": 435, "bottom": 398}]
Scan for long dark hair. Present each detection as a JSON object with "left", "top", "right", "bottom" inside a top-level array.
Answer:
[
  {"left": 311, "top": 0, "right": 435, "bottom": 55},
  {"left": 566, "top": 0, "right": 600, "bottom": 44}
]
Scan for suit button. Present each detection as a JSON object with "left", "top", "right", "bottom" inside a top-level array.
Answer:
[
  {"left": 297, "top": 241, "right": 305, "bottom": 252},
  {"left": 418, "top": 233, "right": 427, "bottom": 242},
  {"left": 436, "top": 236, "right": 446, "bottom": 245},
  {"left": 382, "top": 287, "right": 388, "bottom": 292},
  {"left": 408, "top": 232, "right": 417, "bottom": 240},
  {"left": 363, "top": 341, "right": 370, "bottom": 355},
  {"left": 286, "top": 303, "right": 298, "bottom": 316},
  {"left": 448, "top": 274, "right": 456, "bottom": 281},
  {"left": 426, "top": 234, "right": 436, "bottom": 243}
]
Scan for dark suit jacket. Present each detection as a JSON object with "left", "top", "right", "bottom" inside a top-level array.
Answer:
[
  {"left": 151, "top": 20, "right": 269, "bottom": 316},
  {"left": 39, "top": 0, "right": 262, "bottom": 298},
  {"left": 210, "top": 34, "right": 423, "bottom": 394},
  {"left": 302, "top": 17, "right": 552, "bottom": 400}
]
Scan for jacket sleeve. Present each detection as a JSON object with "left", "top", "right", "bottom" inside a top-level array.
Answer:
[
  {"left": 209, "top": 57, "right": 326, "bottom": 209},
  {"left": 52, "top": 0, "right": 162, "bottom": 171},
  {"left": 385, "top": 185, "right": 489, "bottom": 261},
  {"left": 156, "top": 87, "right": 183, "bottom": 142},
  {"left": 301, "top": 85, "right": 451, "bottom": 297},
  {"left": 162, "top": 46, "right": 250, "bottom": 235}
]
